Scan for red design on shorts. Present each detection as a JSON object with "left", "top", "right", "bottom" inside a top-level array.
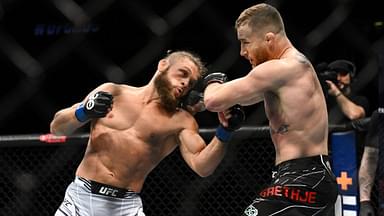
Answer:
[{"left": 259, "top": 185, "right": 317, "bottom": 204}]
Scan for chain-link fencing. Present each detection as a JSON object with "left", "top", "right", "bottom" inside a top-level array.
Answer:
[{"left": 0, "top": 127, "right": 379, "bottom": 216}]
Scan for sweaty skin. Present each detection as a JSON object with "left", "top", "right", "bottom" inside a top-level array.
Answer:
[
  {"left": 204, "top": 24, "right": 328, "bottom": 165},
  {"left": 51, "top": 57, "right": 229, "bottom": 192},
  {"left": 263, "top": 52, "right": 329, "bottom": 164}
]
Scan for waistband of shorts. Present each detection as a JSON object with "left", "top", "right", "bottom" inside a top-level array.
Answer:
[
  {"left": 275, "top": 155, "right": 331, "bottom": 171},
  {"left": 75, "top": 176, "right": 139, "bottom": 198}
]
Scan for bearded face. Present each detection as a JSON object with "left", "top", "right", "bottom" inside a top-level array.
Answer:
[
  {"left": 255, "top": 46, "right": 269, "bottom": 65},
  {"left": 154, "top": 69, "right": 179, "bottom": 113}
]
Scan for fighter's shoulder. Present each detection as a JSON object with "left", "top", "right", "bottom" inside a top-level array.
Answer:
[
  {"left": 176, "top": 109, "right": 199, "bottom": 130},
  {"left": 95, "top": 82, "right": 138, "bottom": 94},
  {"left": 94, "top": 82, "right": 120, "bottom": 91},
  {"left": 252, "top": 58, "right": 294, "bottom": 78},
  {"left": 276, "top": 54, "right": 311, "bottom": 75}
]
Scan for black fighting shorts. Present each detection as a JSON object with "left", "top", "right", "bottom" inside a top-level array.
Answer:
[{"left": 243, "top": 155, "right": 338, "bottom": 216}]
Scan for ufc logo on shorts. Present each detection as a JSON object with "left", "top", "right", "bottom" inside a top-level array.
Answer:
[{"left": 99, "top": 186, "right": 119, "bottom": 197}]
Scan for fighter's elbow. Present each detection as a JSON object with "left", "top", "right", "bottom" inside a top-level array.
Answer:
[
  {"left": 196, "top": 169, "right": 214, "bottom": 178},
  {"left": 192, "top": 162, "right": 215, "bottom": 177},
  {"left": 349, "top": 109, "right": 365, "bottom": 120},
  {"left": 204, "top": 96, "right": 223, "bottom": 112},
  {"left": 50, "top": 121, "right": 62, "bottom": 136},
  {"left": 49, "top": 117, "right": 70, "bottom": 136}
]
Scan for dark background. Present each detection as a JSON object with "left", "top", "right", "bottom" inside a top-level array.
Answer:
[
  {"left": 0, "top": 0, "right": 382, "bottom": 135},
  {"left": 0, "top": 1, "right": 382, "bottom": 215}
]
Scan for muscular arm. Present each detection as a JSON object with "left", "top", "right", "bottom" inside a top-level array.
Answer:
[
  {"left": 50, "top": 82, "right": 118, "bottom": 136},
  {"left": 178, "top": 128, "right": 227, "bottom": 177},
  {"left": 50, "top": 103, "right": 87, "bottom": 135},
  {"left": 178, "top": 103, "right": 245, "bottom": 176},
  {"left": 204, "top": 61, "right": 286, "bottom": 112},
  {"left": 358, "top": 146, "right": 378, "bottom": 201},
  {"left": 204, "top": 76, "right": 263, "bottom": 112}
]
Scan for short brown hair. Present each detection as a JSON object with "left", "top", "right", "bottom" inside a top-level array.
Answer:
[
  {"left": 235, "top": 3, "right": 285, "bottom": 35},
  {"left": 164, "top": 50, "right": 207, "bottom": 77}
]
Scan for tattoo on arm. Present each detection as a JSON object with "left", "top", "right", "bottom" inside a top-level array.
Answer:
[{"left": 359, "top": 147, "right": 379, "bottom": 200}]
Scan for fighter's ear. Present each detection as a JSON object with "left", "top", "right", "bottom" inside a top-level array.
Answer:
[
  {"left": 158, "top": 59, "right": 169, "bottom": 72},
  {"left": 265, "top": 32, "right": 275, "bottom": 43}
]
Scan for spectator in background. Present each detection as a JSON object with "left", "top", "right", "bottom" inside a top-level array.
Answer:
[
  {"left": 324, "top": 59, "right": 370, "bottom": 124},
  {"left": 319, "top": 59, "right": 377, "bottom": 216}
]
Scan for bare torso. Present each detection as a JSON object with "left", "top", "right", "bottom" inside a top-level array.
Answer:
[
  {"left": 76, "top": 85, "right": 194, "bottom": 192},
  {"left": 264, "top": 51, "right": 329, "bottom": 165}
]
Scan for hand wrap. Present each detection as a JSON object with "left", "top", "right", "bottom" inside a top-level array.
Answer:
[{"left": 215, "top": 105, "right": 245, "bottom": 142}]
